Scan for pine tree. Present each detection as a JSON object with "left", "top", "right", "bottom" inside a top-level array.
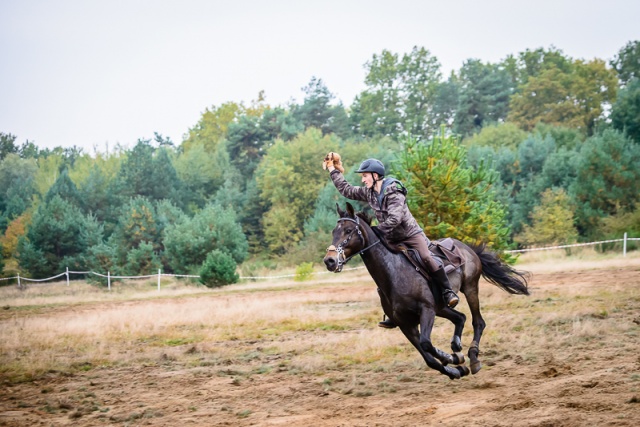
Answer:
[{"left": 392, "top": 130, "right": 512, "bottom": 251}]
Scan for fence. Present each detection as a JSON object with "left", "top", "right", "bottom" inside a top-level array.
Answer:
[
  {"left": 0, "top": 265, "right": 366, "bottom": 290},
  {"left": 1, "top": 234, "right": 638, "bottom": 289}
]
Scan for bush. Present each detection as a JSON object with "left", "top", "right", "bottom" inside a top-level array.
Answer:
[
  {"left": 294, "top": 262, "right": 314, "bottom": 282},
  {"left": 199, "top": 250, "right": 239, "bottom": 288}
]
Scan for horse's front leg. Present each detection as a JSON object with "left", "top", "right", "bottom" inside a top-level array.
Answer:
[
  {"left": 417, "top": 309, "right": 469, "bottom": 379},
  {"left": 435, "top": 306, "right": 466, "bottom": 353}
]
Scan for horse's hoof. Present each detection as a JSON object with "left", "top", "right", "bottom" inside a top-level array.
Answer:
[
  {"left": 444, "top": 366, "right": 461, "bottom": 380},
  {"left": 452, "top": 352, "right": 465, "bottom": 365},
  {"left": 457, "top": 365, "right": 471, "bottom": 377},
  {"left": 451, "top": 338, "right": 462, "bottom": 353},
  {"left": 471, "top": 361, "right": 482, "bottom": 375}
]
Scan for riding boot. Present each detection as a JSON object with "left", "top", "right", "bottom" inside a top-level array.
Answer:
[
  {"left": 432, "top": 267, "right": 459, "bottom": 308},
  {"left": 378, "top": 315, "right": 397, "bottom": 329}
]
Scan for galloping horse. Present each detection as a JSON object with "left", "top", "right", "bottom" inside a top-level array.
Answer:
[{"left": 323, "top": 202, "right": 530, "bottom": 380}]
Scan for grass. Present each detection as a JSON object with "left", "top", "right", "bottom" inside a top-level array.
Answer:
[{"left": 1, "top": 251, "right": 639, "bottom": 386}]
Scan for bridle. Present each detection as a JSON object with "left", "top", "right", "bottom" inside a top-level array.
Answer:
[{"left": 325, "top": 216, "right": 381, "bottom": 272}]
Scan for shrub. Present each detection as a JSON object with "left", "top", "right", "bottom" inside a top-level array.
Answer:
[
  {"left": 199, "top": 250, "right": 239, "bottom": 288},
  {"left": 294, "top": 262, "right": 314, "bottom": 282}
]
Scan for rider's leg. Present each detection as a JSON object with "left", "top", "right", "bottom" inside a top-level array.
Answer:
[
  {"left": 404, "top": 233, "right": 459, "bottom": 309},
  {"left": 429, "top": 262, "right": 459, "bottom": 308},
  {"left": 377, "top": 288, "right": 397, "bottom": 328},
  {"left": 378, "top": 314, "right": 397, "bottom": 328}
]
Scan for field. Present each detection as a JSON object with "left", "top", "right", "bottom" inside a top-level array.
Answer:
[{"left": 1, "top": 250, "right": 640, "bottom": 426}]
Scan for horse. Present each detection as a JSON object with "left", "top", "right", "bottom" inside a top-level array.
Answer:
[{"left": 323, "top": 202, "right": 530, "bottom": 380}]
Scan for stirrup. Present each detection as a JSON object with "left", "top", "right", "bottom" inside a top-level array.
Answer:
[
  {"left": 444, "top": 290, "right": 459, "bottom": 308},
  {"left": 378, "top": 316, "right": 397, "bottom": 329}
]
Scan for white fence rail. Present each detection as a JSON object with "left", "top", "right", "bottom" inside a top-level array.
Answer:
[
  {"left": 0, "top": 265, "right": 365, "bottom": 290},
  {"left": 1, "top": 234, "right": 638, "bottom": 289},
  {"left": 505, "top": 233, "right": 640, "bottom": 254}
]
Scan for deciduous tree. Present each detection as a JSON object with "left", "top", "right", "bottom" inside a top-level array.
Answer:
[{"left": 514, "top": 188, "right": 578, "bottom": 246}]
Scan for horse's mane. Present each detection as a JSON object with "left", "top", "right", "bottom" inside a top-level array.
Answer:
[{"left": 355, "top": 211, "right": 373, "bottom": 225}]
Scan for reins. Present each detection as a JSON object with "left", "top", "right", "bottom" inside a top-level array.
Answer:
[{"left": 326, "top": 216, "right": 381, "bottom": 272}]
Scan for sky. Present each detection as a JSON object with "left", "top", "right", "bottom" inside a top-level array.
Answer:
[{"left": 1, "top": 0, "right": 639, "bottom": 153}]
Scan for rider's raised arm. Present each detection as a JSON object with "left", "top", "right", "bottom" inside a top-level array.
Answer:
[{"left": 329, "top": 169, "right": 368, "bottom": 202}]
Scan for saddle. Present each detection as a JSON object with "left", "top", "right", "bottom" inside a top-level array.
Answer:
[
  {"left": 402, "top": 238, "right": 464, "bottom": 279},
  {"left": 371, "top": 227, "right": 465, "bottom": 279}
]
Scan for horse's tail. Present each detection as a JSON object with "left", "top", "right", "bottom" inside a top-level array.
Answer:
[{"left": 471, "top": 244, "right": 530, "bottom": 295}]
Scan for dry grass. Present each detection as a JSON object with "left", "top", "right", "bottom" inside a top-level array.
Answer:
[{"left": 1, "top": 252, "right": 639, "bottom": 385}]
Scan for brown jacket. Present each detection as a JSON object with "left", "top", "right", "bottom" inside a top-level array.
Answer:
[{"left": 330, "top": 170, "right": 423, "bottom": 243}]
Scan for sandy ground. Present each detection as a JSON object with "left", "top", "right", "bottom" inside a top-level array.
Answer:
[{"left": 1, "top": 255, "right": 639, "bottom": 426}]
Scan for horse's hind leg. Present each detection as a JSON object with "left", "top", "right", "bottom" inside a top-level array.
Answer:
[
  {"left": 462, "top": 278, "right": 486, "bottom": 375},
  {"left": 436, "top": 306, "right": 466, "bottom": 353}
]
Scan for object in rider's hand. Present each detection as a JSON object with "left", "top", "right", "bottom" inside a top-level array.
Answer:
[{"left": 323, "top": 152, "right": 344, "bottom": 173}]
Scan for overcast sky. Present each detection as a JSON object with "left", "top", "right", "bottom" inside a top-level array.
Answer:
[{"left": 1, "top": 0, "right": 638, "bottom": 152}]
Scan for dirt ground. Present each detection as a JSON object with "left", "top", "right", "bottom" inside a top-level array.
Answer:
[{"left": 1, "top": 257, "right": 640, "bottom": 426}]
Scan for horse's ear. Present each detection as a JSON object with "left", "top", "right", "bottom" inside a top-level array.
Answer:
[
  {"left": 346, "top": 202, "right": 356, "bottom": 218},
  {"left": 336, "top": 203, "right": 346, "bottom": 218}
]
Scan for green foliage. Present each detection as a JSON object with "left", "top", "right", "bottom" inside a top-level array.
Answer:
[
  {"left": 611, "top": 40, "right": 640, "bottom": 86},
  {"left": 292, "top": 77, "right": 351, "bottom": 139},
  {"left": 531, "top": 123, "right": 586, "bottom": 149},
  {"left": 32, "top": 154, "right": 64, "bottom": 198},
  {"left": 79, "top": 167, "right": 121, "bottom": 237},
  {"left": 453, "top": 59, "right": 514, "bottom": 136},
  {"left": 508, "top": 59, "right": 618, "bottom": 134},
  {"left": 84, "top": 242, "right": 118, "bottom": 284},
  {"left": 570, "top": 129, "right": 640, "bottom": 234},
  {"left": 44, "top": 168, "right": 83, "bottom": 207},
  {"left": 108, "top": 196, "right": 162, "bottom": 273},
  {"left": 17, "top": 196, "right": 103, "bottom": 278},
  {"left": 463, "top": 122, "right": 527, "bottom": 150},
  {"left": 506, "top": 47, "right": 574, "bottom": 86},
  {"left": 256, "top": 128, "right": 340, "bottom": 253},
  {"left": 294, "top": 262, "right": 314, "bottom": 281},
  {"left": 182, "top": 101, "right": 243, "bottom": 153},
  {"left": 599, "top": 208, "right": 640, "bottom": 240},
  {"left": 0, "top": 240, "right": 4, "bottom": 274},
  {"left": 509, "top": 146, "right": 579, "bottom": 235},
  {"left": 125, "top": 241, "right": 161, "bottom": 276},
  {"left": 0, "top": 132, "right": 19, "bottom": 161},
  {"left": 352, "top": 47, "right": 442, "bottom": 139},
  {"left": 392, "top": 132, "right": 511, "bottom": 250},
  {"left": 163, "top": 203, "right": 247, "bottom": 274},
  {"left": 3, "top": 41, "right": 639, "bottom": 271},
  {"left": 199, "top": 249, "right": 239, "bottom": 288},
  {"left": 0, "top": 154, "right": 38, "bottom": 228},
  {"left": 174, "top": 141, "right": 227, "bottom": 208},
  {"left": 514, "top": 188, "right": 578, "bottom": 246},
  {"left": 116, "top": 140, "right": 183, "bottom": 205},
  {"left": 610, "top": 78, "right": 640, "bottom": 143}
]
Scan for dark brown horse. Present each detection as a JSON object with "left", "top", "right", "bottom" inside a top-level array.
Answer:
[{"left": 323, "top": 202, "right": 530, "bottom": 380}]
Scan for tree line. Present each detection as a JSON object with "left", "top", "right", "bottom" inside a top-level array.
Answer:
[{"left": 1, "top": 41, "right": 639, "bottom": 285}]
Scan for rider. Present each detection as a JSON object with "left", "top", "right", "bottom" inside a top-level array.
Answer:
[{"left": 324, "top": 154, "right": 460, "bottom": 328}]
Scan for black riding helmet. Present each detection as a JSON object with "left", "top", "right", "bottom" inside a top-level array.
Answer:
[{"left": 356, "top": 158, "right": 385, "bottom": 177}]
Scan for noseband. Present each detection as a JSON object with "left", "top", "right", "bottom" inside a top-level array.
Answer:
[{"left": 326, "top": 216, "right": 381, "bottom": 272}]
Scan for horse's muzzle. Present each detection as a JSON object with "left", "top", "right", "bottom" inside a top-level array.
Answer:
[{"left": 324, "top": 255, "right": 338, "bottom": 272}]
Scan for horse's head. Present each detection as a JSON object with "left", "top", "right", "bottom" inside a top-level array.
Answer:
[{"left": 323, "top": 202, "right": 370, "bottom": 273}]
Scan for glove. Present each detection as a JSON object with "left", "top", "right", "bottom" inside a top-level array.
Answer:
[{"left": 322, "top": 152, "right": 345, "bottom": 173}]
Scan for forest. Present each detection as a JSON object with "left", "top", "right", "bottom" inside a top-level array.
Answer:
[{"left": 1, "top": 41, "right": 639, "bottom": 285}]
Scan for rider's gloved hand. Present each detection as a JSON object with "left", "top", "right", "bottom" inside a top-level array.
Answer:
[{"left": 322, "top": 152, "right": 344, "bottom": 173}]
